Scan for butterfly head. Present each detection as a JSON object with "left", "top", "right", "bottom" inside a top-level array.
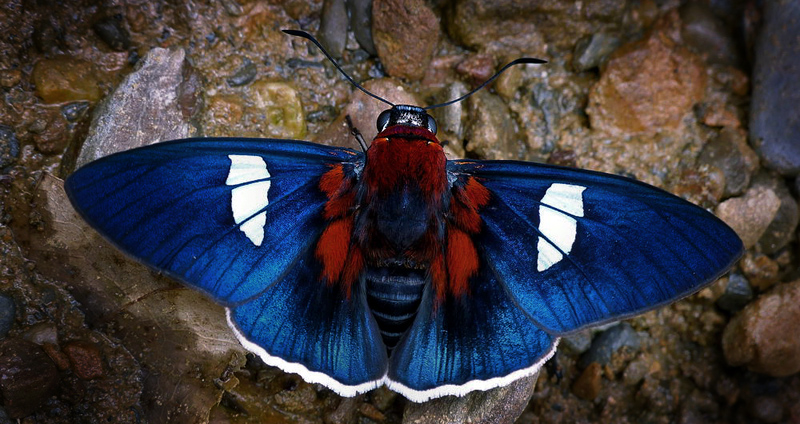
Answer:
[{"left": 376, "top": 105, "right": 437, "bottom": 135}]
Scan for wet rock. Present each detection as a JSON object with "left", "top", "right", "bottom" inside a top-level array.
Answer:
[
  {"left": 573, "top": 32, "right": 621, "bottom": 72},
  {"left": 0, "top": 125, "right": 20, "bottom": 170},
  {"left": 64, "top": 341, "right": 104, "bottom": 380},
  {"left": 430, "top": 81, "right": 467, "bottom": 142},
  {"left": 722, "top": 279, "right": 800, "bottom": 377},
  {"left": 464, "top": 90, "right": 519, "bottom": 160},
  {"left": 572, "top": 362, "right": 602, "bottom": 400},
  {"left": 697, "top": 127, "right": 758, "bottom": 197},
  {"left": 319, "top": 0, "right": 348, "bottom": 59},
  {"left": 715, "top": 186, "right": 781, "bottom": 249},
  {"left": 60, "top": 101, "right": 90, "bottom": 122},
  {"left": 93, "top": 14, "right": 131, "bottom": 52},
  {"left": 587, "top": 11, "right": 705, "bottom": 137},
  {"left": 402, "top": 373, "right": 539, "bottom": 424},
  {"left": 679, "top": 3, "right": 741, "bottom": 66},
  {"left": 75, "top": 48, "right": 197, "bottom": 168},
  {"left": 347, "top": 0, "right": 376, "bottom": 55},
  {"left": 716, "top": 273, "right": 753, "bottom": 312},
  {"left": 226, "top": 58, "right": 257, "bottom": 87},
  {"left": 32, "top": 57, "right": 104, "bottom": 104},
  {"left": 749, "top": 0, "right": 800, "bottom": 176},
  {"left": 372, "top": 0, "right": 439, "bottom": 80},
  {"left": 0, "top": 338, "right": 60, "bottom": 419},
  {"left": 0, "top": 295, "right": 14, "bottom": 339},
  {"left": 580, "top": 322, "right": 640, "bottom": 368}
]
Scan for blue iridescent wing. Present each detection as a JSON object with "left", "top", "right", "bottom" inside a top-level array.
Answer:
[
  {"left": 386, "top": 265, "right": 557, "bottom": 402},
  {"left": 448, "top": 160, "right": 744, "bottom": 334},
  {"left": 66, "top": 137, "right": 387, "bottom": 392}
]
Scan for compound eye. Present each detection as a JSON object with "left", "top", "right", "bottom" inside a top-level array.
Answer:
[
  {"left": 377, "top": 110, "right": 391, "bottom": 132},
  {"left": 425, "top": 114, "right": 437, "bottom": 135}
]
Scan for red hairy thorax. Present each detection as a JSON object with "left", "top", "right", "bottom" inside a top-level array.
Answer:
[{"left": 315, "top": 124, "right": 492, "bottom": 303}]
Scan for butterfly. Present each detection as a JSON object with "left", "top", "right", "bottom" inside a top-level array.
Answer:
[{"left": 65, "top": 31, "right": 743, "bottom": 403}]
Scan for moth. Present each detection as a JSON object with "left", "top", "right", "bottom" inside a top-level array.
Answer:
[{"left": 65, "top": 30, "right": 743, "bottom": 402}]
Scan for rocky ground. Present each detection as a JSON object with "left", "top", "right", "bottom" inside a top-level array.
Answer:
[{"left": 0, "top": 0, "right": 798, "bottom": 423}]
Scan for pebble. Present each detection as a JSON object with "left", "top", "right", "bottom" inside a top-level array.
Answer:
[
  {"left": 0, "top": 338, "right": 60, "bottom": 419},
  {"left": 318, "top": 0, "right": 348, "bottom": 59},
  {"left": 93, "top": 14, "right": 131, "bottom": 52},
  {"left": 226, "top": 58, "right": 257, "bottom": 87},
  {"left": 573, "top": 32, "right": 621, "bottom": 72},
  {"left": 697, "top": 127, "right": 758, "bottom": 197},
  {"left": 63, "top": 341, "right": 104, "bottom": 380},
  {"left": 372, "top": 0, "right": 439, "bottom": 80},
  {"left": 679, "top": 3, "right": 741, "bottom": 66},
  {"left": 751, "top": 175, "right": 799, "bottom": 255},
  {"left": 21, "top": 322, "right": 58, "bottom": 346},
  {"left": 587, "top": 11, "right": 705, "bottom": 137},
  {"left": 249, "top": 81, "right": 307, "bottom": 139},
  {"left": 560, "top": 330, "right": 593, "bottom": 355},
  {"left": 445, "top": 0, "right": 545, "bottom": 53},
  {"left": 749, "top": 0, "right": 800, "bottom": 176},
  {"left": 464, "top": 90, "right": 519, "bottom": 160},
  {"left": 715, "top": 186, "right": 781, "bottom": 249},
  {"left": 572, "top": 362, "right": 602, "bottom": 400},
  {"left": 715, "top": 273, "right": 753, "bottom": 312},
  {"left": 722, "top": 279, "right": 800, "bottom": 377},
  {"left": 0, "top": 125, "right": 20, "bottom": 170},
  {"left": 741, "top": 253, "right": 780, "bottom": 292},
  {"left": 32, "top": 57, "right": 104, "bottom": 104},
  {"left": 347, "top": 0, "right": 376, "bottom": 54},
  {"left": 61, "top": 101, "right": 90, "bottom": 122},
  {"left": 579, "top": 322, "right": 641, "bottom": 368},
  {"left": 0, "top": 295, "right": 14, "bottom": 339}
]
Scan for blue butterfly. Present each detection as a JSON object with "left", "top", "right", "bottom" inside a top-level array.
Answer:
[{"left": 65, "top": 32, "right": 743, "bottom": 403}]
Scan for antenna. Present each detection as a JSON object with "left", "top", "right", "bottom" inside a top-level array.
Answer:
[
  {"left": 282, "top": 30, "right": 547, "bottom": 110},
  {"left": 424, "top": 57, "right": 547, "bottom": 110},
  {"left": 282, "top": 30, "right": 395, "bottom": 107}
]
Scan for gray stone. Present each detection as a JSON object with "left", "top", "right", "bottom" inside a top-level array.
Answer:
[
  {"left": 347, "top": 0, "right": 376, "bottom": 54},
  {"left": 716, "top": 274, "right": 753, "bottom": 312},
  {"left": 226, "top": 58, "right": 257, "bottom": 87},
  {"left": 319, "top": 0, "right": 348, "bottom": 59},
  {"left": 749, "top": 0, "right": 800, "bottom": 176},
  {"left": 679, "top": 2, "right": 741, "bottom": 66},
  {"left": 75, "top": 47, "right": 199, "bottom": 168},
  {"left": 560, "top": 330, "right": 592, "bottom": 354},
  {"left": 573, "top": 32, "right": 621, "bottom": 72},
  {"left": 580, "top": 322, "right": 640, "bottom": 368}
]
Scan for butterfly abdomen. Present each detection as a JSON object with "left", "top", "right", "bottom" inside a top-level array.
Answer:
[{"left": 364, "top": 261, "right": 427, "bottom": 350}]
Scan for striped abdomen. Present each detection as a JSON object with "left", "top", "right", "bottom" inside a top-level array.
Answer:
[{"left": 365, "top": 263, "right": 427, "bottom": 351}]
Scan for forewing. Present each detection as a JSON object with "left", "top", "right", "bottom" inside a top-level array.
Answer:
[
  {"left": 449, "top": 160, "right": 744, "bottom": 334},
  {"left": 66, "top": 137, "right": 357, "bottom": 305},
  {"left": 67, "top": 138, "right": 388, "bottom": 392}
]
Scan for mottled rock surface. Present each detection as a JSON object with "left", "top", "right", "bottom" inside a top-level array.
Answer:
[{"left": 723, "top": 280, "right": 800, "bottom": 377}]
